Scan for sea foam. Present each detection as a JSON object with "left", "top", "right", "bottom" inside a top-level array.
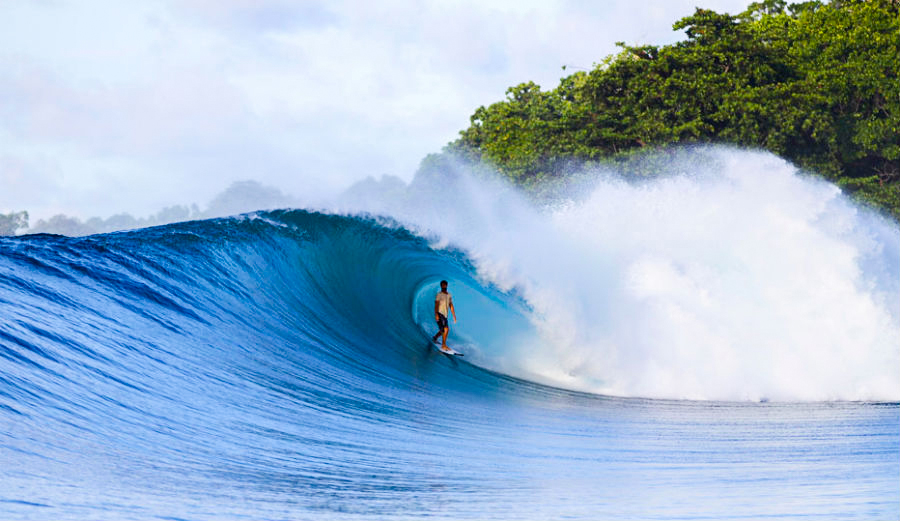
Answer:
[{"left": 338, "top": 146, "right": 900, "bottom": 401}]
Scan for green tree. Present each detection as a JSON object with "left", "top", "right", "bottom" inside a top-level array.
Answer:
[{"left": 446, "top": 0, "right": 900, "bottom": 218}]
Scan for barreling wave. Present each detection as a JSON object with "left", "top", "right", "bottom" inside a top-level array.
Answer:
[
  {"left": 1, "top": 147, "right": 898, "bottom": 428},
  {"left": 336, "top": 147, "right": 900, "bottom": 402},
  {"left": 1, "top": 146, "right": 898, "bottom": 521}
]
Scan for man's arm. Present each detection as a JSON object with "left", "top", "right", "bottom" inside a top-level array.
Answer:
[
  {"left": 449, "top": 299, "right": 457, "bottom": 322},
  {"left": 434, "top": 299, "right": 440, "bottom": 320}
]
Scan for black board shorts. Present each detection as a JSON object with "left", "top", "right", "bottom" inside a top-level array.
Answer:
[{"left": 436, "top": 313, "right": 449, "bottom": 330}]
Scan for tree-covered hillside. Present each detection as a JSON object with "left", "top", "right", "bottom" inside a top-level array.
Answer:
[{"left": 441, "top": 0, "right": 899, "bottom": 218}]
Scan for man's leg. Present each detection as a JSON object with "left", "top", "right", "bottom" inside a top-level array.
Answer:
[
  {"left": 433, "top": 315, "right": 446, "bottom": 343},
  {"left": 441, "top": 326, "right": 449, "bottom": 347}
]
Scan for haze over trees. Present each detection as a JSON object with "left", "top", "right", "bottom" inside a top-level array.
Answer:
[
  {"left": 0, "top": 181, "right": 298, "bottom": 237},
  {"left": 439, "top": 0, "right": 899, "bottom": 218},
  {"left": 0, "top": 211, "right": 28, "bottom": 236}
]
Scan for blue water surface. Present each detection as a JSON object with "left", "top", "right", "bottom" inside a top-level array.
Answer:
[{"left": 1, "top": 210, "right": 897, "bottom": 520}]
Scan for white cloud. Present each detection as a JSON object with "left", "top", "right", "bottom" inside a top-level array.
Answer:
[{"left": 0, "top": 0, "right": 752, "bottom": 221}]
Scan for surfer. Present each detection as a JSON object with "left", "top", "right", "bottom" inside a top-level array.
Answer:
[{"left": 432, "top": 280, "right": 457, "bottom": 349}]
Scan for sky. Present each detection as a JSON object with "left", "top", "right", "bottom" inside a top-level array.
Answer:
[{"left": 1, "top": 0, "right": 752, "bottom": 222}]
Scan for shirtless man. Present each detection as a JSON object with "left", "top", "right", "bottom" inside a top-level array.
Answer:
[{"left": 432, "top": 280, "right": 457, "bottom": 349}]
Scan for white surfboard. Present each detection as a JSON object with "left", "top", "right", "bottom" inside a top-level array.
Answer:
[{"left": 436, "top": 344, "right": 463, "bottom": 356}]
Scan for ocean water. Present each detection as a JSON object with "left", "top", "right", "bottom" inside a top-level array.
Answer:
[{"left": 1, "top": 148, "right": 898, "bottom": 519}]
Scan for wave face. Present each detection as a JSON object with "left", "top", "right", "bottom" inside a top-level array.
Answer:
[{"left": 0, "top": 147, "right": 898, "bottom": 519}]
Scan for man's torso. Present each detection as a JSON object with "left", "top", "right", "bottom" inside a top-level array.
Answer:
[{"left": 435, "top": 291, "right": 452, "bottom": 316}]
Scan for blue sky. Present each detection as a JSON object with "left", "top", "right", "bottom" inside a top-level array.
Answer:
[{"left": 1, "top": 0, "right": 750, "bottom": 221}]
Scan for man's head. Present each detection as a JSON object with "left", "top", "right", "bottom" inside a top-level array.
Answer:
[{"left": 440, "top": 280, "right": 448, "bottom": 291}]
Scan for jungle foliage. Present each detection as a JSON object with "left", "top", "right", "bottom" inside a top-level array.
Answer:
[{"left": 444, "top": 0, "right": 900, "bottom": 218}]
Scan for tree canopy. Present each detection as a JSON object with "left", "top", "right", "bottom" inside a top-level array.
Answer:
[{"left": 445, "top": 0, "right": 900, "bottom": 217}]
